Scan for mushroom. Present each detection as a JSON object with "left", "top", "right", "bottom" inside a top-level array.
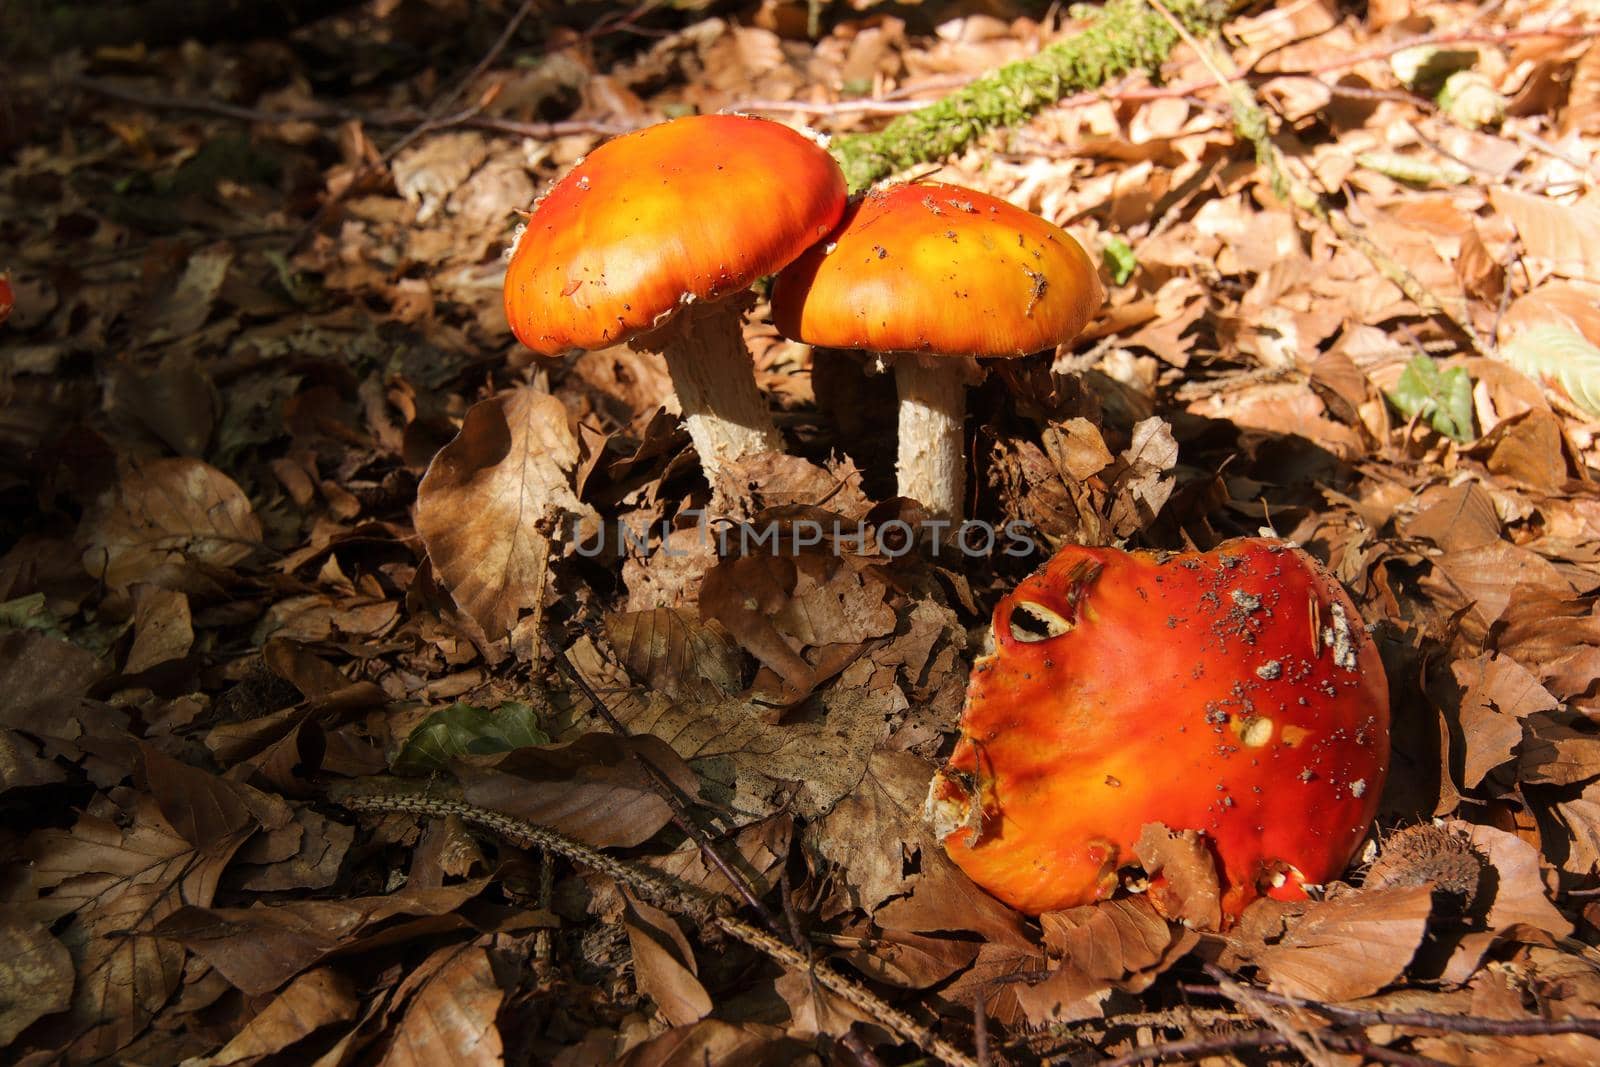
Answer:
[
  {"left": 0, "top": 272, "right": 11, "bottom": 326},
  {"left": 503, "top": 114, "right": 847, "bottom": 493},
  {"left": 772, "top": 182, "right": 1102, "bottom": 521},
  {"left": 925, "top": 537, "right": 1391, "bottom": 922}
]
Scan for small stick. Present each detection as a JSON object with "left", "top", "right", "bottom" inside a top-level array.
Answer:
[{"left": 330, "top": 784, "right": 979, "bottom": 1067}]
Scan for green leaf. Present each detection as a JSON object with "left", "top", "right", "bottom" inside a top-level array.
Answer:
[
  {"left": 1385, "top": 354, "right": 1475, "bottom": 442},
  {"left": 1498, "top": 325, "right": 1600, "bottom": 418},
  {"left": 1102, "top": 236, "right": 1137, "bottom": 286},
  {"left": 393, "top": 700, "right": 551, "bottom": 777}
]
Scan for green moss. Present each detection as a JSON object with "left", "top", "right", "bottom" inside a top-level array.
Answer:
[{"left": 829, "top": 0, "right": 1230, "bottom": 191}]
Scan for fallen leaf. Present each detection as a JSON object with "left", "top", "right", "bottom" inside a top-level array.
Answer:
[
  {"left": 623, "top": 894, "right": 711, "bottom": 1027},
  {"left": 125, "top": 584, "right": 193, "bottom": 673},
  {"left": 379, "top": 945, "right": 504, "bottom": 1067},
  {"left": 1134, "top": 823, "right": 1223, "bottom": 932},
  {"left": 1251, "top": 885, "right": 1435, "bottom": 1001},
  {"left": 416, "top": 386, "right": 597, "bottom": 641},
  {"left": 77, "top": 457, "right": 262, "bottom": 591},
  {"left": 191, "top": 968, "right": 359, "bottom": 1067},
  {"left": 0, "top": 919, "right": 74, "bottom": 1047}
]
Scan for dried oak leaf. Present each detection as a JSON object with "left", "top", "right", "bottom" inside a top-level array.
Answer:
[
  {"left": 379, "top": 945, "right": 504, "bottom": 1067},
  {"left": 0, "top": 630, "right": 109, "bottom": 732},
  {"left": 809, "top": 749, "right": 1020, "bottom": 941},
  {"left": 623, "top": 894, "right": 712, "bottom": 1028},
  {"left": 0, "top": 919, "right": 73, "bottom": 1047},
  {"left": 458, "top": 732, "right": 700, "bottom": 849},
  {"left": 416, "top": 386, "right": 597, "bottom": 641},
  {"left": 605, "top": 608, "right": 744, "bottom": 704},
  {"left": 155, "top": 880, "right": 491, "bottom": 997},
  {"left": 191, "top": 967, "right": 358, "bottom": 1067},
  {"left": 700, "top": 551, "right": 895, "bottom": 704},
  {"left": 19, "top": 767, "right": 274, "bottom": 1059},
  {"left": 77, "top": 457, "right": 261, "bottom": 591},
  {"left": 1450, "top": 653, "right": 1557, "bottom": 788},
  {"left": 1134, "top": 823, "right": 1224, "bottom": 932},
  {"left": 569, "top": 640, "right": 894, "bottom": 820},
  {"left": 615, "top": 1019, "right": 816, "bottom": 1067},
  {"left": 1041, "top": 897, "right": 1198, "bottom": 985},
  {"left": 1246, "top": 884, "right": 1435, "bottom": 1002},
  {"left": 1449, "top": 820, "right": 1573, "bottom": 937},
  {"left": 1106, "top": 416, "right": 1178, "bottom": 537},
  {"left": 125, "top": 585, "right": 193, "bottom": 674}
]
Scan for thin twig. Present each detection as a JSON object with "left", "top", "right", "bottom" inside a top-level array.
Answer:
[
  {"left": 549, "top": 637, "right": 785, "bottom": 938},
  {"left": 329, "top": 784, "right": 979, "bottom": 1067},
  {"left": 1201, "top": 962, "right": 1335, "bottom": 1066},
  {"left": 1179, "top": 981, "right": 1600, "bottom": 1037}
]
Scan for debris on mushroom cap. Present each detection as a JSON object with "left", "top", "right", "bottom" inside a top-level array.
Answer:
[
  {"left": 771, "top": 181, "right": 1104, "bottom": 358},
  {"left": 927, "top": 537, "right": 1391, "bottom": 923},
  {"left": 502, "top": 114, "right": 847, "bottom": 356}
]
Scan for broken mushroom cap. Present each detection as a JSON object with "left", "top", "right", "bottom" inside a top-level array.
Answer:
[
  {"left": 927, "top": 537, "right": 1390, "bottom": 922},
  {"left": 770, "top": 182, "right": 1102, "bottom": 357},
  {"left": 503, "top": 113, "right": 847, "bottom": 355}
]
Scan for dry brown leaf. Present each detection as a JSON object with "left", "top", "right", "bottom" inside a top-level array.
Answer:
[
  {"left": 1041, "top": 897, "right": 1182, "bottom": 982},
  {"left": 1490, "top": 187, "right": 1600, "bottom": 284},
  {"left": 155, "top": 880, "right": 490, "bottom": 996},
  {"left": 459, "top": 733, "right": 700, "bottom": 849},
  {"left": 104, "top": 351, "right": 216, "bottom": 457},
  {"left": 77, "top": 457, "right": 262, "bottom": 590},
  {"left": 1499, "top": 281, "right": 1600, "bottom": 348},
  {"left": 821, "top": 926, "right": 980, "bottom": 990},
  {"left": 1108, "top": 417, "right": 1178, "bottom": 537},
  {"left": 614, "top": 1019, "right": 816, "bottom": 1067},
  {"left": 1451, "top": 821, "right": 1572, "bottom": 937},
  {"left": 20, "top": 780, "right": 266, "bottom": 1059},
  {"left": 1009, "top": 962, "right": 1115, "bottom": 1026},
  {"left": 1405, "top": 482, "right": 1501, "bottom": 552},
  {"left": 0, "top": 919, "right": 74, "bottom": 1047},
  {"left": 143, "top": 242, "right": 234, "bottom": 342},
  {"left": 700, "top": 551, "right": 895, "bottom": 703},
  {"left": 1134, "top": 823, "right": 1223, "bottom": 932},
  {"left": 605, "top": 608, "right": 743, "bottom": 704},
  {"left": 192, "top": 968, "right": 359, "bottom": 1067},
  {"left": 622, "top": 894, "right": 711, "bottom": 1028},
  {"left": 380, "top": 946, "right": 504, "bottom": 1067},
  {"left": 1520, "top": 717, "right": 1600, "bottom": 786},
  {"left": 125, "top": 584, "right": 193, "bottom": 674},
  {"left": 0, "top": 630, "right": 109, "bottom": 732},
  {"left": 1251, "top": 885, "right": 1435, "bottom": 1002},
  {"left": 601, "top": 657, "right": 895, "bottom": 820},
  {"left": 416, "top": 386, "right": 597, "bottom": 641},
  {"left": 1451, "top": 654, "right": 1558, "bottom": 788}
]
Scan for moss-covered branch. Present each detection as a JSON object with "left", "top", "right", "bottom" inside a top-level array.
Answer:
[{"left": 829, "top": 0, "right": 1232, "bottom": 191}]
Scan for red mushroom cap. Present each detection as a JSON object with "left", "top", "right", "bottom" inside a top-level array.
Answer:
[
  {"left": 503, "top": 114, "right": 847, "bottom": 355},
  {"left": 0, "top": 273, "right": 11, "bottom": 326},
  {"left": 771, "top": 182, "right": 1103, "bottom": 358},
  {"left": 928, "top": 537, "right": 1390, "bottom": 921}
]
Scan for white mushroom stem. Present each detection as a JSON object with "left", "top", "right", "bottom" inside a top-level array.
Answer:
[
  {"left": 646, "top": 298, "right": 784, "bottom": 484},
  {"left": 895, "top": 357, "right": 971, "bottom": 523}
]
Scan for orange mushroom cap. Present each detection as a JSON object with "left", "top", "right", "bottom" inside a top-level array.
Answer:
[
  {"left": 929, "top": 537, "right": 1390, "bottom": 921},
  {"left": 771, "top": 182, "right": 1103, "bottom": 358},
  {"left": 503, "top": 114, "right": 847, "bottom": 355}
]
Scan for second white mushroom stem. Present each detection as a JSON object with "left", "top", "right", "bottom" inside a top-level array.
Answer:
[{"left": 895, "top": 357, "right": 969, "bottom": 523}]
